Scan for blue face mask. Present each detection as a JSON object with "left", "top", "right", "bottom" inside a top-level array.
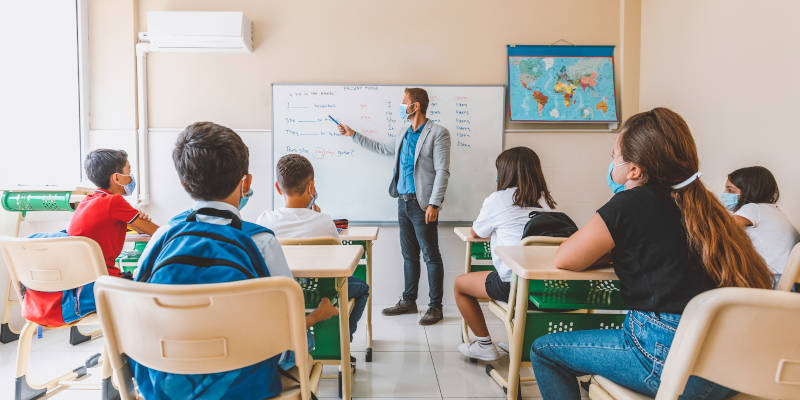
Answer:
[
  {"left": 720, "top": 192, "right": 739, "bottom": 210},
  {"left": 307, "top": 190, "right": 318, "bottom": 209},
  {"left": 239, "top": 188, "right": 253, "bottom": 210},
  {"left": 119, "top": 174, "right": 136, "bottom": 196},
  {"left": 607, "top": 161, "right": 626, "bottom": 194},
  {"left": 399, "top": 103, "right": 414, "bottom": 121}
]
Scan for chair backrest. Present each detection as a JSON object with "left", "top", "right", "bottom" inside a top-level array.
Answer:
[
  {"left": 520, "top": 235, "right": 567, "bottom": 247},
  {"left": 657, "top": 287, "right": 800, "bottom": 399},
  {"left": 279, "top": 237, "right": 341, "bottom": 246},
  {"left": 777, "top": 242, "right": 800, "bottom": 291},
  {"left": 94, "top": 275, "right": 310, "bottom": 377},
  {"left": 0, "top": 236, "right": 108, "bottom": 296}
]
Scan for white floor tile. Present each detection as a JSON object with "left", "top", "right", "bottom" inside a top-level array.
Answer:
[
  {"left": 431, "top": 351, "right": 507, "bottom": 398},
  {"left": 350, "top": 351, "right": 441, "bottom": 398}
]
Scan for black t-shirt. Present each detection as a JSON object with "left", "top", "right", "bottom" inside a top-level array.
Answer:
[{"left": 597, "top": 183, "right": 716, "bottom": 314}]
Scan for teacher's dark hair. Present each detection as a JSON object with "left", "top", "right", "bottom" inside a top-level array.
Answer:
[
  {"left": 173, "top": 121, "right": 249, "bottom": 201},
  {"left": 495, "top": 147, "right": 556, "bottom": 209},
  {"left": 404, "top": 88, "right": 429, "bottom": 114},
  {"left": 728, "top": 166, "right": 779, "bottom": 211}
]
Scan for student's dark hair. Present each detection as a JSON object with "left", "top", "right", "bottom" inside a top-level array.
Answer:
[
  {"left": 728, "top": 166, "right": 779, "bottom": 211},
  {"left": 84, "top": 149, "right": 128, "bottom": 189},
  {"left": 495, "top": 147, "right": 556, "bottom": 209},
  {"left": 172, "top": 122, "right": 249, "bottom": 201},
  {"left": 404, "top": 88, "right": 429, "bottom": 114},
  {"left": 276, "top": 154, "right": 314, "bottom": 196},
  {"left": 619, "top": 107, "right": 772, "bottom": 289}
]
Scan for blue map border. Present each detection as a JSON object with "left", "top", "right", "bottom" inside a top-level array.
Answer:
[{"left": 507, "top": 45, "right": 619, "bottom": 123}]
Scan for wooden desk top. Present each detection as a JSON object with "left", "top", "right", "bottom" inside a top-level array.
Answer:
[
  {"left": 0, "top": 185, "right": 94, "bottom": 195},
  {"left": 339, "top": 227, "right": 379, "bottom": 241},
  {"left": 495, "top": 245, "right": 618, "bottom": 281},
  {"left": 453, "top": 227, "right": 489, "bottom": 243},
  {"left": 125, "top": 233, "right": 151, "bottom": 242},
  {"left": 282, "top": 245, "right": 363, "bottom": 278}
]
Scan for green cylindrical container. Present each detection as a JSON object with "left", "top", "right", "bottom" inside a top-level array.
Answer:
[{"left": 1, "top": 191, "right": 75, "bottom": 212}]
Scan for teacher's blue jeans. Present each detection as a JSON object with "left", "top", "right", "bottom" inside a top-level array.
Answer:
[
  {"left": 348, "top": 276, "right": 369, "bottom": 341},
  {"left": 398, "top": 197, "right": 444, "bottom": 308},
  {"left": 530, "top": 310, "right": 738, "bottom": 400}
]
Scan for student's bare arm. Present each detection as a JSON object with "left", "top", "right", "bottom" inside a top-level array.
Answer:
[
  {"left": 554, "top": 213, "right": 614, "bottom": 271},
  {"left": 305, "top": 298, "right": 338, "bottom": 328},
  {"left": 129, "top": 213, "right": 159, "bottom": 236},
  {"left": 468, "top": 228, "right": 489, "bottom": 240},
  {"left": 733, "top": 215, "right": 753, "bottom": 228}
]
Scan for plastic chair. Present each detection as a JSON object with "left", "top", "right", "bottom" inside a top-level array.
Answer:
[
  {"left": 0, "top": 236, "right": 115, "bottom": 400},
  {"left": 485, "top": 236, "right": 569, "bottom": 396},
  {"left": 776, "top": 242, "right": 800, "bottom": 292},
  {"left": 588, "top": 287, "right": 800, "bottom": 399},
  {"left": 0, "top": 206, "right": 22, "bottom": 343},
  {"left": 94, "top": 275, "right": 323, "bottom": 400}
]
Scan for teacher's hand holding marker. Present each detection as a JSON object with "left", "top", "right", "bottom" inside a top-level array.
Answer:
[{"left": 334, "top": 88, "right": 451, "bottom": 325}]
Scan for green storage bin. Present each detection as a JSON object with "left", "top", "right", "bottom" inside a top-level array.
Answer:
[
  {"left": 341, "top": 240, "right": 367, "bottom": 260},
  {"left": 1, "top": 191, "right": 76, "bottom": 213},
  {"left": 471, "top": 242, "right": 492, "bottom": 260},
  {"left": 528, "top": 279, "right": 626, "bottom": 310},
  {"left": 353, "top": 264, "right": 367, "bottom": 282},
  {"left": 308, "top": 313, "right": 341, "bottom": 359},
  {"left": 297, "top": 277, "right": 338, "bottom": 309},
  {"left": 520, "top": 312, "right": 626, "bottom": 361},
  {"left": 469, "top": 264, "right": 497, "bottom": 273},
  {"left": 116, "top": 249, "right": 142, "bottom": 274}
]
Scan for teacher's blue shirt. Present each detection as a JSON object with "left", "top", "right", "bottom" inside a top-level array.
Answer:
[{"left": 397, "top": 121, "right": 427, "bottom": 195}]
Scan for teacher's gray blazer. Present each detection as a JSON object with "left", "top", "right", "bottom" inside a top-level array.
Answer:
[{"left": 352, "top": 121, "right": 451, "bottom": 211}]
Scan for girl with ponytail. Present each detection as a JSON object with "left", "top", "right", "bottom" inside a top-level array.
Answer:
[{"left": 530, "top": 108, "right": 772, "bottom": 400}]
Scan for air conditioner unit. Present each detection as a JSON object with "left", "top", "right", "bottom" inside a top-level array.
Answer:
[{"left": 141, "top": 11, "right": 253, "bottom": 53}]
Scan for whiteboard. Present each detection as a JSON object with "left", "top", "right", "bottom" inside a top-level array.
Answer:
[{"left": 271, "top": 84, "right": 505, "bottom": 222}]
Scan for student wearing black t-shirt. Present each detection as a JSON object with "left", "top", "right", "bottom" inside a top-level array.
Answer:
[{"left": 530, "top": 108, "right": 773, "bottom": 400}]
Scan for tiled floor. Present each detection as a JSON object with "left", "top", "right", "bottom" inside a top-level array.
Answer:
[{"left": 0, "top": 304, "right": 587, "bottom": 399}]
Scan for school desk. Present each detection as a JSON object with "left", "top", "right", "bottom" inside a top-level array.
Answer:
[
  {"left": 339, "top": 226, "right": 379, "bottom": 362},
  {"left": 493, "top": 245, "right": 621, "bottom": 400},
  {"left": 0, "top": 185, "right": 93, "bottom": 344},
  {"left": 453, "top": 226, "right": 492, "bottom": 343},
  {"left": 282, "top": 244, "right": 363, "bottom": 400}
]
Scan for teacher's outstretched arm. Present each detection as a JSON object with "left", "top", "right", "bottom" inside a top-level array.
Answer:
[{"left": 338, "top": 124, "right": 396, "bottom": 156}]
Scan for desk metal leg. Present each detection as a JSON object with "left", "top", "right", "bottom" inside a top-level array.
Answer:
[
  {"left": 365, "top": 240, "right": 373, "bottom": 362},
  {"left": 336, "top": 277, "right": 352, "bottom": 400},
  {"left": 506, "top": 278, "right": 529, "bottom": 400},
  {"left": 461, "top": 241, "right": 471, "bottom": 343}
]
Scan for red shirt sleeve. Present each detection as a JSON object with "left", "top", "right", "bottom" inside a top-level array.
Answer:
[{"left": 108, "top": 195, "right": 139, "bottom": 224}]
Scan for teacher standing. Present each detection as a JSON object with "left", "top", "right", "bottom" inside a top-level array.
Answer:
[{"left": 338, "top": 88, "right": 451, "bottom": 325}]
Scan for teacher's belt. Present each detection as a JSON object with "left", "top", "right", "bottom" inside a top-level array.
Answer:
[{"left": 398, "top": 193, "right": 417, "bottom": 201}]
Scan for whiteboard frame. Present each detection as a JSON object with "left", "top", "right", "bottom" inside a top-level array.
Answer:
[{"left": 270, "top": 83, "right": 506, "bottom": 225}]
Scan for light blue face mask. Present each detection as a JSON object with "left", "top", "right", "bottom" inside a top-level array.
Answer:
[
  {"left": 119, "top": 174, "right": 136, "bottom": 196},
  {"left": 307, "top": 190, "right": 318, "bottom": 210},
  {"left": 607, "top": 161, "right": 626, "bottom": 194},
  {"left": 720, "top": 192, "right": 739, "bottom": 210},
  {"left": 239, "top": 188, "right": 253, "bottom": 210},
  {"left": 399, "top": 103, "right": 415, "bottom": 121}
]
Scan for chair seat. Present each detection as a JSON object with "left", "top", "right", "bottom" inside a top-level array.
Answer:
[
  {"left": 487, "top": 300, "right": 509, "bottom": 318},
  {"left": 590, "top": 376, "right": 652, "bottom": 400}
]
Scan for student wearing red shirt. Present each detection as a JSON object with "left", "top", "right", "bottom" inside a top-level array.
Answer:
[
  {"left": 22, "top": 149, "right": 159, "bottom": 326},
  {"left": 68, "top": 149, "right": 159, "bottom": 276}
]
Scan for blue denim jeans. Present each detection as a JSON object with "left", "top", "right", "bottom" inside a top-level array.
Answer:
[
  {"left": 348, "top": 276, "right": 369, "bottom": 341},
  {"left": 530, "top": 310, "right": 738, "bottom": 399},
  {"left": 397, "top": 197, "right": 444, "bottom": 308}
]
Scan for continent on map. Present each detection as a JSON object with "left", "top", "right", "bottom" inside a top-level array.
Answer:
[
  {"left": 518, "top": 58, "right": 545, "bottom": 90},
  {"left": 596, "top": 97, "right": 609, "bottom": 113},
  {"left": 553, "top": 81, "right": 577, "bottom": 107},
  {"left": 532, "top": 91, "right": 548, "bottom": 116},
  {"left": 580, "top": 72, "right": 598, "bottom": 91}
]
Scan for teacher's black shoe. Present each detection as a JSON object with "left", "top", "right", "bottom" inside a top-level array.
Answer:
[
  {"left": 382, "top": 299, "right": 418, "bottom": 316},
  {"left": 419, "top": 307, "right": 443, "bottom": 325}
]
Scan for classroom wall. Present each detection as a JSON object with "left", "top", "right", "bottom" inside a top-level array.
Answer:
[
  {"left": 639, "top": 0, "right": 800, "bottom": 228},
  {"left": 83, "top": 0, "right": 641, "bottom": 305}
]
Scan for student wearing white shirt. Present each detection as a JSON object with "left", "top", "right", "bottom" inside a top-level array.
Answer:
[
  {"left": 257, "top": 154, "right": 370, "bottom": 341},
  {"left": 454, "top": 147, "right": 557, "bottom": 361},
  {"left": 722, "top": 166, "right": 800, "bottom": 288}
]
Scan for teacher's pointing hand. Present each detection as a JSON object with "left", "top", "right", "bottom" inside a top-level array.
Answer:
[{"left": 337, "top": 124, "right": 355, "bottom": 137}]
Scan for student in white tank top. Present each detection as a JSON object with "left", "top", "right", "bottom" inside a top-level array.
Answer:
[{"left": 722, "top": 166, "right": 800, "bottom": 287}]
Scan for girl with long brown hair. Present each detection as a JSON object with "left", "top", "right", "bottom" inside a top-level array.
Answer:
[
  {"left": 530, "top": 108, "right": 772, "bottom": 399},
  {"left": 455, "top": 146, "right": 556, "bottom": 361}
]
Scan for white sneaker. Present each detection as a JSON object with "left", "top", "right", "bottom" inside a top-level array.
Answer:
[
  {"left": 458, "top": 341, "right": 502, "bottom": 361},
  {"left": 497, "top": 341, "right": 509, "bottom": 354}
]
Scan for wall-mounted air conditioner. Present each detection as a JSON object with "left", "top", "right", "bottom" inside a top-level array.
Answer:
[{"left": 140, "top": 11, "right": 253, "bottom": 53}]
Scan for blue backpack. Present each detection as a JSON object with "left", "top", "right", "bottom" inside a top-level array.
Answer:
[{"left": 131, "top": 208, "right": 283, "bottom": 400}]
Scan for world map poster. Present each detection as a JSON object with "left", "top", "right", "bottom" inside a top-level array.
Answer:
[{"left": 508, "top": 45, "right": 618, "bottom": 122}]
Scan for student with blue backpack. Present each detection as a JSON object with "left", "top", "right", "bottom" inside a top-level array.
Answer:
[{"left": 134, "top": 121, "right": 338, "bottom": 400}]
